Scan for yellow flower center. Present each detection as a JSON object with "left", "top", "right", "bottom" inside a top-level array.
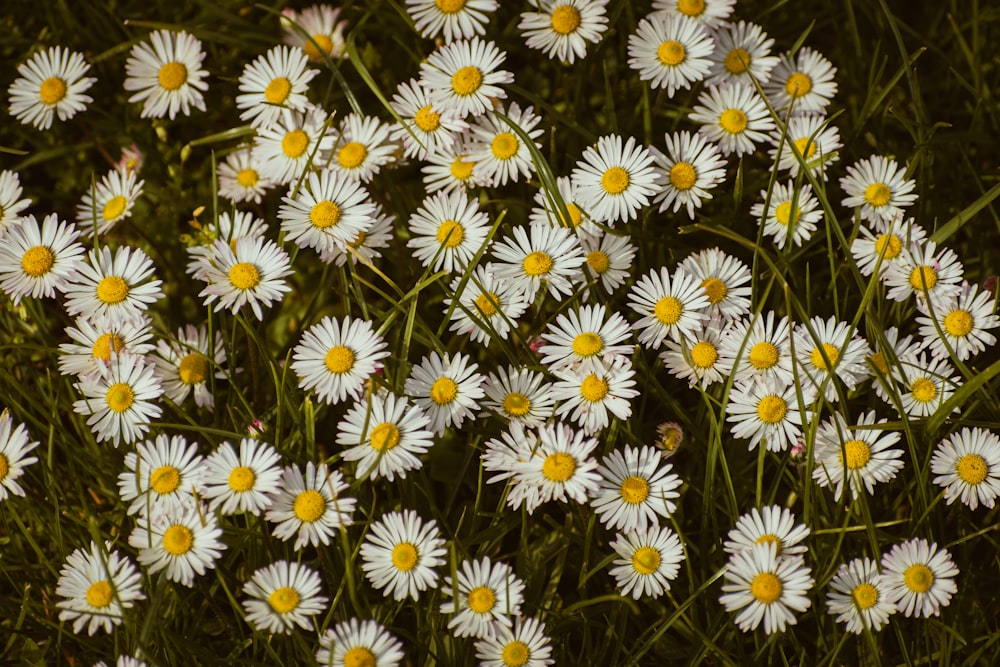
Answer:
[
  {"left": 620, "top": 475, "right": 649, "bottom": 504},
  {"left": 97, "top": 276, "right": 129, "bottom": 304},
  {"left": 105, "top": 382, "right": 135, "bottom": 413},
  {"left": 944, "top": 310, "right": 974, "bottom": 337},
  {"left": 632, "top": 546, "right": 661, "bottom": 575},
  {"left": 842, "top": 439, "right": 871, "bottom": 470},
  {"left": 21, "top": 246, "right": 54, "bottom": 277},
  {"left": 542, "top": 451, "right": 576, "bottom": 482},
  {"left": 909, "top": 265, "right": 938, "bottom": 292},
  {"left": 756, "top": 395, "right": 788, "bottom": 424},
  {"left": 103, "top": 195, "right": 128, "bottom": 222},
  {"left": 310, "top": 200, "right": 341, "bottom": 228},
  {"left": 587, "top": 250, "right": 610, "bottom": 274},
  {"left": 750, "top": 571, "right": 782, "bottom": 604},
  {"left": 580, "top": 373, "right": 609, "bottom": 402},
  {"left": 600, "top": 166, "right": 630, "bottom": 195},
  {"left": 852, "top": 582, "right": 879, "bottom": 610},
  {"left": 293, "top": 489, "right": 325, "bottom": 522},
  {"left": 957, "top": 453, "right": 988, "bottom": 485},
  {"left": 501, "top": 640, "right": 531, "bottom": 667},
  {"left": 324, "top": 345, "right": 355, "bottom": 374},
  {"left": 475, "top": 292, "right": 499, "bottom": 316},
  {"left": 724, "top": 48, "right": 751, "bottom": 74},
  {"left": 281, "top": 129, "right": 309, "bottom": 158},
  {"left": 268, "top": 587, "right": 300, "bottom": 614},
  {"left": 720, "top": 109, "right": 747, "bottom": 134},
  {"left": 690, "top": 341, "right": 718, "bottom": 369},
  {"left": 228, "top": 465, "right": 255, "bottom": 491},
  {"left": 522, "top": 251, "right": 553, "bottom": 277},
  {"left": 369, "top": 422, "right": 401, "bottom": 451},
  {"left": 237, "top": 168, "right": 259, "bottom": 187},
  {"left": 343, "top": 648, "right": 376, "bottom": 667},
  {"left": 467, "top": 585, "right": 496, "bottom": 613},
  {"left": 337, "top": 142, "right": 367, "bottom": 169},
  {"left": 748, "top": 341, "right": 779, "bottom": 370},
  {"left": 158, "top": 62, "right": 188, "bottom": 91},
  {"left": 560, "top": 202, "right": 583, "bottom": 228},
  {"left": 572, "top": 332, "right": 604, "bottom": 358},
  {"left": 699, "top": 277, "right": 727, "bottom": 304},
  {"left": 657, "top": 40, "right": 686, "bottom": 67},
  {"left": 452, "top": 66, "right": 483, "bottom": 96},
  {"left": 903, "top": 564, "right": 934, "bottom": 593},
  {"left": 755, "top": 534, "right": 782, "bottom": 555},
  {"left": 178, "top": 353, "right": 208, "bottom": 385},
  {"left": 436, "top": 220, "right": 465, "bottom": 248},
  {"left": 414, "top": 105, "right": 441, "bottom": 131},
  {"left": 450, "top": 157, "right": 475, "bottom": 180},
  {"left": 669, "top": 162, "right": 697, "bottom": 191},
  {"left": 436, "top": 0, "right": 466, "bottom": 13},
  {"left": 303, "top": 33, "right": 334, "bottom": 62},
  {"left": 784, "top": 72, "right": 812, "bottom": 98},
  {"left": 810, "top": 343, "right": 840, "bottom": 370},
  {"left": 348, "top": 231, "right": 367, "bottom": 248},
  {"left": 92, "top": 332, "right": 126, "bottom": 361},
  {"left": 654, "top": 296, "right": 683, "bottom": 325},
  {"left": 491, "top": 132, "right": 519, "bottom": 160},
  {"left": 869, "top": 351, "right": 888, "bottom": 375},
  {"left": 150, "top": 465, "right": 181, "bottom": 494},
  {"left": 85, "top": 580, "right": 113, "bottom": 608},
  {"left": 677, "top": 0, "right": 705, "bottom": 16},
  {"left": 793, "top": 136, "right": 817, "bottom": 160},
  {"left": 502, "top": 392, "right": 531, "bottom": 417},
  {"left": 39, "top": 76, "right": 67, "bottom": 105},
  {"left": 911, "top": 377, "right": 937, "bottom": 403},
  {"left": 776, "top": 201, "right": 801, "bottom": 226},
  {"left": 430, "top": 377, "right": 459, "bottom": 405},
  {"left": 875, "top": 233, "right": 903, "bottom": 259},
  {"left": 162, "top": 524, "right": 193, "bottom": 555},
  {"left": 550, "top": 5, "right": 582, "bottom": 35},
  {"left": 264, "top": 76, "right": 292, "bottom": 105},
  {"left": 0, "top": 454, "right": 7, "bottom": 481},
  {"left": 391, "top": 542, "right": 419, "bottom": 571},
  {"left": 864, "top": 182, "right": 891, "bottom": 208},
  {"left": 228, "top": 262, "right": 261, "bottom": 290}
]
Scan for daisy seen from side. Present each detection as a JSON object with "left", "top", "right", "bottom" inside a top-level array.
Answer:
[
  {"left": 265, "top": 461, "right": 356, "bottom": 550},
  {"left": 570, "top": 134, "right": 660, "bottom": 224},
  {"left": 337, "top": 391, "right": 435, "bottom": 481},
  {"left": 826, "top": 557, "right": 896, "bottom": 634},
  {"left": 0, "top": 412, "right": 39, "bottom": 501},
  {"left": 129, "top": 502, "right": 225, "bottom": 587},
  {"left": 75, "top": 167, "right": 144, "bottom": 238},
  {"left": 518, "top": 0, "right": 609, "bottom": 64},
  {"left": 291, "top": 315, "right": 390, "bottom": 405},
  {"left": 931, "top": 427, "right": 1000, "bottom": 511},
  {"left": 72, "top": 353, "right": 163, "bottom": 447},
  {"left": 719, "top": 542, "right": 814, "bottom": 634},
  {"left": 880, "top": 538, "right": 959, "bottom": 618},
  {"left": 359, "top": 509, "right": 447, "bottom": 601},
  {"left": 8, "top": 45, "right": 95, "bottom": 130},
  {"left": 723, "top": 505, "right": 810, "bottom": 558},
  {"left": 123, "top": 30, "right": 208, "bottom": 119},
  {"left": 591, "top": 444, "right": 682, "bottom": 533},
  {"left": 242, "top": 560, "right": 328, "bottom": 634},
  {"left": 651, "top": 130, "right": 727, "bottom": 220},
  {"left": 55, "top": 541, "right": 144, "bottom": 636},
  {"left": 201, "top": 438, "right": 283, "bottom": 516},
  {"left": 0, "top": 212, "right": 84, "bottom": 305}
]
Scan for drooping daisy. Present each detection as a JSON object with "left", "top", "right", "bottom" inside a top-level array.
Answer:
[
  {"left": 653, "top": 0, "right": 735, "bottom": 29},
  {"left": 315, "top": 618, "right": 405, "bottom": 667},
  {"left": 123, "top": 30, "right": 209, "bottom": 119},
  {"left": 63, "top": 246, "right": 164, "bottom": 326},
  {"left": 724, "top": 505, "right": 810, "bottom": 558},
  {"left": 58, "top": 314, "right": 155, "bottom": 379},
  {"left": 0, "top": 213, "right": 84, "bottom": 305},
  {"left": 405, "top": 351, "right": 485, "bottom": 435},
  {"left": 719, "top": 542, "right": 814, "bottom": 634},
  {"left": 551, "top": 359, "right": 639, "bottom": 435},
  {"left": 651, "top": 130, "right": 727, "bottom": 219},
  {"left": 880, "top": 538, "right": 959, "bottom": 618},
  {"left": 278, "top": 168, "right": 377, "bottom": 259},
  {"left": 627, "top": 13, "right": 714, "bottom": 96},
  {"left": 718, "top": 311, "right": 795, "bottom": 386},
  {"left": 678, "top": 247, "right": 752, "bottom": 322},
  {"left": 750, "top": 180, "right": 822, "bottom": 249},
  {"left": 578, "top": 231, "right": 637, "bottom": 297},
  {"left": 117, "top": 434, "right": 204, "bottom": 517},
  {"left": 538, "top": 303, "right": 633, "bottom": 374},
  {"left": 850, "top": 216, "right": 927, "bottom": 278},
  {"left": 689, "top": 83, "right": 776, "bottom": 158},
  {"left": 0, "top": 412, "right": 39, "bottom": 500},
  {"left": 236, "top": 45, "right": 318, "bottom": 129},
  {"left": 152, "top": 324, "right": 226, "bottom": 411},
  {"left": 826, "top": 557, "right": 896, "bottom": 634},
  {"left": 55, "top": 541, "right": 144, "bottom": 636},
  {"left": 359, "top": 509, "right": 447, "bottom": 601},
  {"left": 217, "top": 147, "right": 274, "bottom": 205},
  {"left": 281, "top": 4, "right": 349, "bottom": 63},
  {"left": 726, "top": 377, "right": 816, "bottom": 453},
  {"left": 406, "top": 0, "right": 498, "bottom": 42},
  {"left": 519, "top": 0, "right": 609, "bottom": 64},
  {"left": 422, "top": 138, "right": 492, "bottom": 193},
  {"left": 242, "top": 560, "right": 328, "bottom": 634},
  {"left": 628, "top": 265, "right": 710, "bottom": 348},
  {"left": 201, "top": 438, "right": 283, "bottom": 516},
  {"left": 591, "top": 444, "right": 682, "bottom": 533},
  {"left": 609, "top": 524, "right": 685, "bottom": 599},
  {"left": 331, "top": 203, "right": 395, "bottom": 267},
  {"left": 265, "top": 461, "right": 355, "bottom": 550},
  {"left": 196, "top": 236, "right": 293, "bottom": 321},
  {"left": 330, "top": 113, "right": 398, "bottom": 183},
  {"left": 337, "top": 391, "right": 435, "bottom": 481},
  {"left": 513, "top": 421, "right": 601, "bottom": 512},
  {"left": 475, "top": 616, "right": 554, "bottom": 667},
  {"left": 185, "top": 210, "right": 270, "bottom": 281},
  {"left": 705, "top": 21, "right": 779, "bottom": 87},
  {"left": 7, "top": 45, "right": 95, "bottom": 130},
  {"left": 793, "top": 316, "right": 872, "bottom": 403},
  {"left": 931, "top": 427, "right": 1000, "bottom": 510},
  {"left": 883, "top": 240, "right": 964, "bottom": 304},
  {"left": 420, "top": 36, "right": 514, "bottom": 118},
  {"left": 130, "top": 503, "right": 225, "bottom": 587},
  {"left": 72, "top": 353, "right": 163, "bottom": 447},
  {"left": 252, "top": 104, "right": 334, "bottom": 185},
  {"left": 917, "top": 281, "right": 999, "bottom": 361},
  {"left": 890, "top": 352, "right": 959, "bottom": 419},
  {"left": 390, "top": 78, "right": 468, "bottom": 160},
  {"left": 75, "top": 167, "right": 144, "bottom": 238},
  {"left": 481, "top": 365, "right": 555, "bottom": 428},
  {"left": 812, "top": 411, "right": 905, "bottom": 501},
  {"left": 839, "top": 155, "right": 918, "bottom": 225},
  {"left": 440, "top": 557, "right": 525, "bottom": 639},
  {"left": 661, "top": 318, "right": 734, "bottom": 387},
  {"left": 444, "top": 265, "right": 530, "bottom": 345},
  {"left": 469, "top": 103, "right": 543, "bottom": 187},
  {"left": 407, "top": 188, "right": 491, "bottom": 274},
  {"left": 0, "top": 170, "right": 31, "bottom": 231},
  {"left": 570, "top": 134, "right": 660, "bottom": 224},
  {"left": 490, "top": 224, "right": 584, "bottom": 300},
  {"left": 768, "top": 113, "right": 842, "bottom": 178},
  {"left": 291, "top": 315, "right": 390, "bottom": 405},
  {"left": 764, "top": 47, "right": 838, "bottom": 116}
]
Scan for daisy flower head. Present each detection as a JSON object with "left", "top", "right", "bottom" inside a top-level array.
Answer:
[
  {"left": 407, "top": 188, "right": 490, "bottom": 274},
  {"left": 278, "top": 168, "right": 377, "bottom": 259},
  {"left": 812, "top": 411, "right": 905, "bottom": 501},
  {"left": 490, "top": 223, "right": 584, "bottom": 300},
  {"left": 469, "top": 102, "right": 543, "bottom": 187},
  {"left": 117, "top": 433, "right": 204, "bottom": 517},
  {"left": 578, "top": 231, "right": 637, "bottom": 297},
  {"left": 653, "top": 0, "right": 735, "bottom": 29},
  {"left": 95, "top": 657, "right": 147, "bottom": 667},
  {"left": 917, "top": 281, "right": 999, "bottom": 361},
  {"left": 529, "top": 175, "right": 601, "bottom": 240},
  {"left": 0, "top": 412, "right": 39, "bottom": 500},
  {"left": 482, "top": 423, "right": 541, "bottom": 506},
  {"left": 123, "top": 30, "right": 208, "bottom": 119},
  {"left": 840, "top": 155, "right": 918, "bottom": 225},
  {"left": 196, "top": 236, "right": 293, "bottom": 321},
  {"left": 444, "top": 265, "right": 530, "bottom": 345},
  {"left": 217, "top": 147, "right": 274, "bottom": 204},
  {"left": 420, "top": 36, "right": 514, "bottom": 119},
  {"left": 652, "top": 130, "right": 727, "bottom": 219},
  {"left": 359, "top": 509, "right": 447, "bottom": 601},
  {"left": 330, "top": 113, "right": 398, "bottom": 183},
  {"left": 265, "top": 461, "right": 355, "bottom": 550},
  {"left": 513, "top": 421, "right": 601, "bottom": 512},
  {"left": 726, "top": 377, "right": 816, "bottom": 453},
  {"left": 884, "top": 240, "right": 964, "bottom": 304},
  {"left": 7, "top": 45, "right": 95, "bottom": 130},
  {"left": 0, "top": 169, "right": 31, "bottom": 231},
  {"left": 538, "top": 303, "right": 633, "bottom": 375},
  {"left": 242, "top": 560, "right": 328, "bottom": 634},
  {"left": 678, "top": 247, "right": 752, "bottom": 322},
  {"left": 661, "top": 317, "right": 734, "bottom": 387},
  {"left": 591, "top": 444, "right": 682, "bottom": 533},
  {"left": 768, "top": 113, "right": 842, "bottom": 179},
  {"left": 881, "top": 538, "right": 959, "bottom": 617},
  {"left": 866, "top": 326, "right": 922, "bottom": 402},
  {"left": 152, "top": 324, "right": 226, "bottom": 411},
  {"left": 405, "top": 351, "right": 485, "bottom": 435},
  {"left": 58, "top": 314, "right": 155, "bottom": 379},
  {"left": 826, "top": 557, "right": 896, "bottom": 634},
  {"left": 281, "top": 4, "right": 349, "bottom": 63},
  {"left": 627, "top": 13, "right": 714, "bottom": 97},
  {"left": 850, "top": 216, "right": 927, "bottom": 278},
  {"left": 185, "top": 209, "right": 270, "bottom": 281},
  {"left": 705, "top": 21, "right": 779, "bottom": 87},
  {"left": 720, "top": 542, "right": 814, "bottom": 634},
  {"left": 129, "top": 502, "right": 225, "bottom": 587},
  {"left": 890, "top": 352, "right": 959, "bottom": 419},
  {"left": 609, "top": 524, "right": 685, "bottom": 600},
  {"left": 750, "top": 180, "right": 822, "bottom": 249},
  {"left": 72, "top": 353, "right": 163, "bottom": 447},
  {"left": 291, "top": 315, "right": 389, "bottom": 405},
  {"left": 628, "top": 265, "right": 710, "bottom": 349},
  {"left": 551, "top": 358, "right": 639, "bottom": 435},
  {"left": 689, "top": 83, "right": 776, "bottom": 158},
  {"left": 475, "top": 616, "right": 554, "bottom": 667},
  {"left": 390, "top": 78, "right": 468, "bottom": 160},
  {"left": 0, "top": 213, "right": 84, "bottom": 305},
  {"left": 316, "top": 618, "right": 405, "bottom": 667},
  {"left": 253, "top": 104, "right": 334, "bottom": 186},
  {"left": 114, "top": 143, "right": 144, "bottom": 174},
  {"left": 55, "top": 541, "right": 144, "bottom": 636},
  {"left": 570, "top": 134, "right": 660, "bottom": 224},
  {"left": 63, "top": 246, "right": 163, "bottom": 326},
  {"left": 75, "top": 167, "right": 144, "bottom": 238},
  {"left": 764, "top": 47, "right": 838, "bottom": 116},
  {"left": 519, "top": 0, "right": 609, "bottom": 64},
  {"left": 719, "top": 311, "right": 795, "bottom": 385},
  {"left": 724, "top": 505, "right": 810, "bottom": 558},
  {"left": 406, "top": 0, "right": 498, "bottom": 43},
  {"left": 330, "top": 202, "right": 395, "bottom": 267},
  {"left": 440, "top": 556, "right": 525, "bottom": 639},
  {"left": 336, "top": 391, "right": 435, "bottom": 481},
  {"left": 422, "top": 137, "right": 492, "bottom": 193},
  {"left": 236, "top": 45, "right": 318, "bottom": 129},
  {"left": 793, "top": 316, "right": 872, "bottom": 403},
  {"left": 482, "top": 366, "right": 555, "bottom": 428},
  {"left": 201, "top": 438, "right": 283, "bottom": 516},
  {"left": 931, "top": 427, "right": 1000, "bottom": 510}
]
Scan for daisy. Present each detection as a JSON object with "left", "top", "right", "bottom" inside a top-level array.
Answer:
[
  {"left": 336, "top": 391, "right": 435, "bottom": 481},
  {"left": 390, "top": 78, "right": 468, "bottom": 160},
  {"left": 718, "top": 311, "right": 795, "bottom": 386},
  {"left": 866, "top": 326, "right": 922, "bottom": 403},
  {"left": 75, "top": 167, "right": 144, "bottom": 238},
  {"left": 291, "top": 315, "right": 390, "bottom": 405},
  {"left": 405, "top": 351, "right": 485, "bottom": 435},
  {"left": 316, "top": 618, "right": 405, "bottom": 667},
  {"left": 330, "top": 113, "right": 398, "bottom": 183},
  {"left": 570, "top": 134, "right": 660, "bottom": 224},
  {"left": 115, "top": 143, "right": 144, "bottom": 174},
  {"left": 63, "top": 246, "right": 164, "bottom": 326},
  {"left": 475, "top": 616, "right": 554, "bottom": 667},
  {"left": 627, "top": 13, "right": 714, "bottom": 96},
  {"left": 407, "top": 188, "right": 491, "bottom": 274},
  {"left": 628, "top": 265, "right": 710, "bottom": 348},
  {"left": 0, "top": 412, "right": 39, "bottom": 500},
  {"left": 609, "top": 525, "right": 685, "bottom": 599},
  {"left": 0, "top": 213, "right": 84, "bottom": 305},
  {"left": 242, "top": 560, "right": 328, "bottom": 634},
  {"left": 95, "top": 657, "right": 147, "bottom": 667},
  {"left": 653, "top": 0, "right": 735, "bottom": 29},
  {"left": 217, "top": 147, "right": 274, "bottom": 204},
  {"left": 750, "top": 180, "right": 822, "bottom": 249},
  {"left": 826, "top": 557, "right": 896, "bottom": 634},
  {"left": 440, "top": 556, "right": 525, "bottom": 639},
  {"left": 265, "top": 462, "right": 355, "bottom": 550},
  {"left": 123, "top": 29, "right": 209, "bottom": 119},
  {"left": 661, "top": 318, "right": 734, "bottom": 387},
  {"left": 152, "top": 324, "right": 226, "bottom": 411},
  {"left": 578, "top": 231, "right": 636, "bottom": 297},
  {"left": 490, "top": 224, "right": 584, "bottom": 300},
  {"left": 236, "top": 45, "right": 318, "bottom": 129},
  {"left": 278, "top": 168, "right": 377, "bottom": 258},
  {"left": 482, "top": 423, "right": 542, "bottom": 510},
  {"left": 880, "top": 538, "right": 959, "bottom": 617},
  {"left": 201, "top": 438, "right": 283, "bottom": 516},
  {"left": 850, "top": 216, "right": 927, "bottom": 278},
  {"left": 58, "top": 314, "right": 155, "bottom": 378},
  {"left": 519, "top": 0, "right": 609, "bottom": 64},
  {"left": 196, "top": 236, "right": 293, "bottom": 321},
  {"left": 514, "top": 421, "right": 601, "bottom": 512},
  {"left": 7, "top": 45, "right": 95, "bottom": 130},
  {"left": 331, "top": 203, "right": 395, "bottom": 267},
  {"left": 931, "top": 427, "right": 1000, "bottom": 510},
  {"left": 726, "top": 377, "right": 816, "bottom": 453},
  {"left": 117, "top": 434, "right": 204, "bottom": 517},
  {"left": 705, "top": 21, "right": 779, "bottom": 87},
  {"left": 72, "top": 353, "right": 163, "bottom": 447},
  {"left": 529, "top": 175, "right": 601, "bottom": 240},
  {"left": 444, "top": 265, "right": 530, "bottom": 345},
  {"left": 917, "top": 281, "right": 999, "bottom": 361},
  {"left": 253, "top": 104, "right": 334, "bottom": 185},
  {"left": 551, "top": 359, "right": 639, "bottom": 434},
  {"left": 406, "top": 0, "right": 498, "bottom": 42},
  {"left": 538, "top": 303, "right": 633, "bottom": 374},
  {"left": 764, "top": 47, "right": 838, "bottom": 115},
  {"left": 481, "top": 365, "right": 555, "bottom": 428},
  {"left": 890, "top": 352, "right": 959, "bottom": 418},
  {"left": 129, "top": 503, "right": 225, "bottom": 587},
  {"left": 724, "top": 505, "right": 810, "bottom": 558},
  {"left": 0, "top": 169, "right": 31, "bottom": 231},
  {"left": 768, "top": 113, "right": 842, "bottom": 178},
  {"left": 719, "top": 542, "right": 814, "bottom": 634},
  {"left": 884, "top": 240, "right": 964, "bottom": 304},
  {"left": 359, "top": 509, "right": 447, "bottom": 601},
  {"left": 793, "top": 316, "right": 872, "bottom": 403},
  {"left": 840, "top": 155, "right": 918, "bottom": 225},
  {"left": 689, "top": 83, "right": 776, "bottom": 158},
  {"left": 281, "top": 4, "right": 349, "bottom": 63},
  {"left": 420, "top": 36, "right": 514, "bottom": 119},
  {"left": 422, "top": 138, "right": 492, "bottom": 193},
  {"left": 678, "top": 247, "right": 752, "bottom": 322},
  {"left": 55, "top": 541, "right": 144, "bottom": 636},
  {"left": 651, "top": 131, "right": 727, "bottom": 219},
  {"left": 185, "top": 210, "right": 270, "bottom": 281},
  {"left": 469, "top": 103, "right": 543, "bottom": 187},
  {"left": 812, "top": 411, "right": 905, "bottom": 501},
  {"left": 591, "top": 444, "right": 682, "bottom": 533}
]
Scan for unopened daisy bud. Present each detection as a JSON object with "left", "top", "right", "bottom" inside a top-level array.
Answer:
[{"left": 656, "top": 421, "right": 684, "bottom": 455}]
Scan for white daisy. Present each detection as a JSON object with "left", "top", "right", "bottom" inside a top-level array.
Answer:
[
  {"left": 880, "top": 538, "right": 959, "bottom": 618},
  {"left": 839, "top": 155, "right": 918, "bottom": 225},
  {"left": 63, "top": 246, "right": 163, "bottom": 326},
  {"left": 123, "top": 29, "right": 209, "bottom": 119},
  {"left": 609, "top": 524, "right": 685, "bottom": 599},
  {"left": 653, "top": 0, "right": 735, "bottom": 29},
  {"left": 242, "top": 560, "right": 328, "bottom": 634},
  {"left": 513, "top": 421, "right": 601, "bottom": 512},
  {"left": 405, "top": 351, "right": 485, "bottom": 435},
  {"left": 7, "top": 45, "right": 95, "bottom": 130},
  {"left": 420, "top": 36, "right": 514, "bottom": 118},
  {"left": 651, "top": 130, "right": 727, "bottom": 219},
  {"left": 197, "top": 236, "right": 293, "bottom": 321},
  {"left": 723, "top": 505, "right": 810, "bottom": 558},
  {"left": 185, "top": 209, "right": 269, "bottom": 281},
  {"left": 718, "top": 311, "right": 795, "bottom": 386},
  {"left": 705, "top": 20, "right": 779, "bottom": 87},
  {"left": 0, "top": 412, "right": 39, "bottom": 500},
  {"left": 890, "top": 352, "right": 959, "bottom": 419},
  {"left": 359, "top": 509, "right": 447, "bottom": 601},
  {"left": 570, "top": 134, "right": 660, "bottom": 224},
  {"left": 689, "top": 83, "right": 776, "bottom": 158},
  {"left": 390, "top": 78, "right": 468, "bottom": 160},
  {"left": 422, "top": 138, "right": 492, "bottom": 193},
  {"left": 58, "top": 314, "right": 155, "bottom": 379},
  {"left": 265, "top": 461, "right": 355, "bottom": 550},
  {"left": 279, "top": 168, "right": 377, "bottom": 258},
  {"left": 826, "top": 557, "right": 896, "bottom": 634},
  {"left": 812, "top": 411, "right": 905, "bottom": 501},
  {"left": 0, "top": 213, "right": 84, "bottom": 305},
  {"left": 407, "top": 188, "right": 491, "bottom": 274},
  {"left": 591, "top": 444, "right": 682, "bottom": 533},
  {"left": 866, "top": 326, "right": 923, "bottom": 403},
  {"left": 750, "top": 180, "right": 822, "bottom": 249},
  {"left": 678, "top": 247, "right": 752, "bottom": 322},
  {"left": 850, "top": 216, "right": 926, "bottom": 278},
  {"left": 627, "top": 13, "right": 714, "bottom": 96},
  {"left": 440, "top": 556, "right": 525, "bottom": 639},
  {"left": 481, "top": 365, "right": 555, "bottom": 428},
  {"left": 917, "top": 281, "right": 999, "bottom": 361},
  {"left": 201, "top": 438, "right": 283, "bottom": 516},
  {"left": 475, "top": 616, "right": 554, "bottom": 667},
  {"left": 768, "top": 113, "right": 842, "bottom": 178},
  {"left": 330, "top": 113, "right": 398, "bottom": 183},
  {"left": 55, "top": 541, "right": 144, "bottom": 636},
  {"left": 315, "top": 618, "right": 405, "bottom": 667},
  {"left": 883, "top": 240, "right": 964, "bottom": 304},
  {"left": 117, "top": 433, "right": 204, "bottom": 517},
  {"left": 538, "top": 303, "right": 633, "bottom": 374},
  {"left": 330, "top": 202, "right": 395, "bottom": 267},
  {"left": 337, "top": 391, "right": 435, "bottom": 481},
  {"left": 661, "top": 317, "right": 734, "bottom": 387},
  {"left": 490, "top": 224, "right": 584, "bottom": 301},
  {"left": 719, "top": 542, "right": 814, "bottom": 634},
  {"left": 469, "top": 103, "right": 543, "bottom": 187},
  {"left": 406, "top": 0, "right": 498, "bottom": 42},
  {"left": 129, "top": 502, "right": 225, "bottom": 587},
  {"left": 152, "top": 324, "right": 226, "bottom": 411},
  {"left": 931, "top": 427, "right": 1000, "bottom": 510},
  {"left": 551, "top": 359, "right": 639, "bottom": 435},
  {"left": 236, "top": 45, "right": 318, "bottom": 129},
  {"left": 482, "top": 423, "right": 542, "bottom": 510},
  {"left": 519, "top": 0, "right": 609, "bottom": 64},
  {"left": 764, "top": 47, "right": 838, "bottom": 115},
  {"left": 281, "top": 4, "right": 349, "bottom": 63},
  {"left": 217, "top": 147, "right": 274, "bottom": 205},
  {"left": 529, "top": 175, "right": 601, "bottom": 240},
  {"left": 291, "top": 315, "right": 390, "bottom": 405},
  {"left": 578, "top": 231, "right": 636, "bottom": 297},
  {"left": 0, "top": 169, "right": 31, "bottom": 231},
  {"left": 75, "top": 167, "right": 144, "bottom": 238},
  {"left": 627, "top": 265, "right": 710, "bottom": 348},
  {"left": 444, "top": 265, "right": 530, "bottom": 345},
  {"left": 793, "top": 315, "right": 872, "bottom": 403},
  {"left": 252, "top": 104, "right": 334, "bottom": 186},
  {"left": 72, "top": 353, "right": 163, "bottom": 447},
  {"left": 726, "top": 377, "right": 816, "bottom": 453}
]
